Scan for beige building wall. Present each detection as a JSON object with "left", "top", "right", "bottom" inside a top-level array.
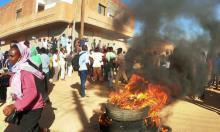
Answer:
[
  {"left": 0, "top": 0, "right": 36, "bottom": 25},
  {"left": 0, "top": 0, "right": 134, "bottom": 51}
]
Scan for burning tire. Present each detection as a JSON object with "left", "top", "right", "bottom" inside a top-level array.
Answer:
[{"left": 105, "top": 103, "right": 149, "bottom": 122}]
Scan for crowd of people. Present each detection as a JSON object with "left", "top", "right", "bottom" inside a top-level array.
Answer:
[
  {"left": 0, "top": 35, "right": 128, "bottom": 131},
  {"left": 2, "top": 33, "right": 219, "bottom": 131}
]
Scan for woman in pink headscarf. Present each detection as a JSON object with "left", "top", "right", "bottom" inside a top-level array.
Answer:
[{"left": 3, "top": 43, "right": 44, "bottom": 132}]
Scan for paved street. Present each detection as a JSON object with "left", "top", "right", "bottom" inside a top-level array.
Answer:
[{"left": 1, "top": 72, "right": 220, "bottom": 132}]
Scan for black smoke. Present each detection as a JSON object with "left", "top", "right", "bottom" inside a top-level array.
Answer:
[{"left": 113, "top": 0, "right": 220, "bottom": 102}]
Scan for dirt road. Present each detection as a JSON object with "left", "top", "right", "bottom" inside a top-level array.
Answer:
[{"left": 1, "top": 72, "right": 220, "bottom": 132}]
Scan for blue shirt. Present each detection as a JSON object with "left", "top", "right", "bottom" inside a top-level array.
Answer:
[
  {"left": 41, "top": 54, "right": 50, "bottom": 73},
  {"left": 61, "top": 36, "right": 67, "bottom": 47},
  {"left": 79, "top": 51, "right": 89, "bottom": 71}
]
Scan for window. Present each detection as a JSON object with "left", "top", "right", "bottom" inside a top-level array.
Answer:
[
  {"left": 38, "top": 4, "right": 45, "bottom": 12},
  {"left": 98, "top": 4, "right": 106, "bottom": 16},
  {"left": 16, "top": 8, "right": 22, "bottom": 19}
]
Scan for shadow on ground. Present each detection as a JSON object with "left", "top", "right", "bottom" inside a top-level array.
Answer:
[
  {"left": 184, "top": 89, "right": 220, "bottom": 114},
  {"left": 92, "top": 83, "right": 110, "bottom": 98},
  {"left": 71, "top": 82, "right": 109, "bottom": 98},
  {"left": 72, "top": 90, "right": 88, "bottom": 131},
  {"left": 71, "top": 88, "right": 108, "bottom": 132},
  {"left": 71, "top": 83, "right": 81, "bottom": 96}
]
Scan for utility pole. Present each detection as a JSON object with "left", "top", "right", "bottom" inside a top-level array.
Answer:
[
  {"left": 71, "top": 20, "right": 75, "bottom": 52},
  {"left": 80, "top": 0, "right": 85, "bottom": 40}
]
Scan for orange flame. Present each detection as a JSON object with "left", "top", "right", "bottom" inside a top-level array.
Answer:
[{"left": 108, "top": 74, "right": 168, "bottom": 126}]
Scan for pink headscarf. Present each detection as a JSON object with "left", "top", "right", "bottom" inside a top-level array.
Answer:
[{"left": 10, "top": 43, "right": 44, "bottom": 99}]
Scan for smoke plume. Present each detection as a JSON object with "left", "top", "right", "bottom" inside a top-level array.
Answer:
[{"left": 114, "top": 0, "right": 220, "bottom": 102}]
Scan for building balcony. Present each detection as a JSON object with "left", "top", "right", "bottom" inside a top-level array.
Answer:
[
  {"left": 82, "top": 8, "right": 134, "bottom": 38},
  {"left": 0, "top": 2, "right": 73, "bottom": 39}
]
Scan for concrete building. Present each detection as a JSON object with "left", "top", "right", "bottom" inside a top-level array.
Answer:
[{"left": 0, "top": 0, "right": 134, "bottom": 51}]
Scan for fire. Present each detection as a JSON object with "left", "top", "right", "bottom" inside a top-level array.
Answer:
[
  {"left": 108, "top": 74, "right": 168, "bottom": 126},
  {"left": 99, "top": 113, "right": 112, "bottom": 126}
]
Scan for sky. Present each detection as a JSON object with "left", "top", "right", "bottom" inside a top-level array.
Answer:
[
  {"left": 0, "top": 0, "right": 11, "bottom": 7},
  {"left": 122, "top": 0, "right": 130, "bottom": 4}
]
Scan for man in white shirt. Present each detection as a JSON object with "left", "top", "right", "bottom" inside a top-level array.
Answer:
[
  {"left": 61, "top": 34, "right": 67, "bottom": 48},
  {"left": 112, "top": 43, "right": 117, "bottom": 53},
  {"left": 90, "top": 47, "right": 104, "bottom": 81},
  {"left": 53, "top": 50, "right": 60, "bottom": 82},
  {"left": 66, "top": 41, "right": 72, "bottom": 55},
  {"left": 42, "top": 38, "right": 48, "bottom": 49},
  {"left": 79, "top": 45, "right": 90, "bottom": 97},
  {"left": 59, "top": 48, "right": 66, "bottom": 80}
]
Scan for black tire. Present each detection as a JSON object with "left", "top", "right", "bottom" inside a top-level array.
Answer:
[{"left": 105, "top": 103, "right": 149, "bottom": 122}]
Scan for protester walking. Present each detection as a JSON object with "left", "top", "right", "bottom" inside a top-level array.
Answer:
[
  {"left": 59, "top": 48, "right": 66, "bottom": 80},
  {"left": 90, "top": 47, "right": 104, "bottom": 82},
  {"left": 3, "top": 43, "right": 44, "bottom": 132},
  {"left": 105, "top": 47, "right": 116, "bottom": 88},
  {"left": 115, "top": 48, "right": 128, "bottom": 85},
  {"left": 40, "top": 48, "right": 50, "bottom": 102},
  {"left": 66, "top": 51, "right": 74, "bottom": 76},
  {"left": 78, "top": 45, "right": 90, "bottom": 97},
  {"left": 53, "top": 49, "right": 60, "bottom": 82}
]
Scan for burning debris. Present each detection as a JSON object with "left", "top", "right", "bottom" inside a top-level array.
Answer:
[
  {"left": 108, "top": 74, "right": 168, "bottom": 127},
  {"left": 98, "top": 75, "right": 170, "bottom": 131},
  {"left": 109, "top": 74, "right": 149, "bottom": 110}
]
